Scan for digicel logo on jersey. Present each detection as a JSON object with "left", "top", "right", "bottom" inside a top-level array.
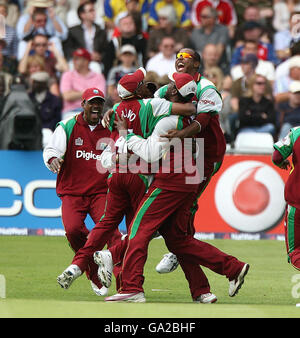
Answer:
[{"left": 76, "top": 150, "right": 101, "bottom": 161}]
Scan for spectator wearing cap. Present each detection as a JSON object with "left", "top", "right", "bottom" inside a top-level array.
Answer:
[
  {"left": 190, "top": 6, "right": 230, "bottom": 67},
  {"left": 16, "top": 0, "right": 68, "bottom": 60},
  {"left": 230, "top": 40, "right": 275, "bottom": 83},
  {"left": 29, "top": 71, "right": 62, "bottom": 133},
  {"left": 102, "top": 13, "right": 147, "bottom": 78},
  {"left": 191, "top": 0, "right": 237, "bottom": 38},
  {"left": 62, "top": 1, "right": 108, "bottom": 65},
  {"left": 146, "top": 5, "right": 192, "bottom": 58},
  {"left": 43, "top": 86, "right": 122, "bottom": 297},
  {"left": 106, "top": 44, "right": 138, "bottom": 107},
  {"left": 277, "top": 81, "right": 300, "bottom": 139},
  {"left": 274, "top": 55, "right": 300, "bottom": 104},
  {"left": 59, "top": 48, "right": 106, "bottom": 119},
  {"left": 145, "top": 36, "right": 176, "bottom": 77},
  {"left": 230, "top": 21, "right": 278, "bottom": 67}
]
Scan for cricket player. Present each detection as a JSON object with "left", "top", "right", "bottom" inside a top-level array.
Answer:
[
  {"left": 100, "top": 71, "right": 249, "bottom": 303},
  {"left": 56, "top": 68, "right": 197, "bottom": 291},
  {"left": 272, "top": 126, "right": 300, "bottom": 270},
  {"left": 154, "top": 48, "right": 227, "bottom": 277},
  {"left": 43, "top": 87, "right": 122, "bottom": 296}
]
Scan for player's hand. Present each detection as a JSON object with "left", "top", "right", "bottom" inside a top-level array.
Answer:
[
  {"left": 102, "top": 109, "right": 114, "bottom": 128},
  {"left": 114, "top": 114, "right": 127, "bottom": 132},
  {"left": 278, "top": 159, "right": 291, "bottom": 170},
  {"left": 49, "top": 157, "right": 64, "bottom": 174},
  {"left": 160, "top": 129, "right": 186, "bottom": 140}
]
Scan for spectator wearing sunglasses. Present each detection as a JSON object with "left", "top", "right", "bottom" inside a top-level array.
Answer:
[{"left": 237, "top": 73, "right": 276, "bottom": 138}]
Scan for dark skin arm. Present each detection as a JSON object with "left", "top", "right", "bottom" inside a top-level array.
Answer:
[{"left": 161, "top": 113, "right": 211, "bottom": 139}]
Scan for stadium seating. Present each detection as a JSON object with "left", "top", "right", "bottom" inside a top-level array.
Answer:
[{"left": 234, "top": 132, "right": 274, "bottom": 154}]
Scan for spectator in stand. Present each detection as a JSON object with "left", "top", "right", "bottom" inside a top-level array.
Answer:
[
  {"left": 234, "top": 0, "right": 274, "bottom": 25},
  {"left": 59, "top": 48, "right": 106, "bottom": 119},
  {"left": 62, "top": 0, "right": 108, "bottom": 68},
  {"left": 237, "top": 74, "right": 276, "bottom": 138},
  {"left": 190, "top": 6, "right": 230, "bottom": 66},
  {"left": 106, "top": 44, "right": 138, "bottom": 107},
  {"left": 274, "top": 11, "right": 300, "bottom": 63},
  {"left": 230, "top": 40, "right": 275, "bottom": 83},
  {"left": 191, "top": 0, "right": 237, "bottom": 38},
  {"left": 112, "top": 0, "right": 149, "bottom": 38},
  {"left": 233, "top": 6, "right": 270, "bottom": 47},
  {"left": 28, "top": 71, "right": 62, "bottom": 142},
  {"left": 277, "top": 80, "right": 300, "bottom": 139},
  {"left": 204, "top": 66, "right": 233, "bottom": 142},
  {"left": 199, "top": 43, "right": 230, "bottom": 76},
  {"left": 104, "top": 0, "right": 148, "bottom": 34},
  {"left": 0, "top": 1, "right": 18, "bottom": 59},
  {"left": 16, "top": 0, "right": 68, "bottom": 60},
  {"left": 230, "top": 21, "right": 278, "bottom": 67},
  {"left": 146, "top": 36, "right": 176, "bottom": 77},
  {"left": 146, "top": 5, "right": 192, "bottom": 58},
  {"left": 275, "top": 40, "right": 300, "bottom": 81},
  {"left": 0, "top": 0, "right": 20, "bottom": 28},
  {"left": 20, "top": 53, "right": 59, "bottom": 96},
  {"left": 0, "top": 49, "right": 12, "bottom": 96},
  {"left": 102, "top": 12, "right": 147, "bottom": 78},
  {"left": 274, "top": 55, "right": 300, "bottom": 104},
  {"left": 18, "top": 33, "right": 68, "bottom": 95},
  {"left": 148, "top": 0, "right": 192, "bottom": 29}
]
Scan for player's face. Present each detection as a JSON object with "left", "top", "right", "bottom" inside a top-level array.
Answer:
[
  {"left": 175, "top": 49, "right": 199, "bottom": 74},
  {"left": 82, "top": 97, "right": 104, "bottom": 125}
]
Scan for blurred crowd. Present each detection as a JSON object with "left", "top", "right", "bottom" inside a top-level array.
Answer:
[{"left": 1, "top": 0, "right": 300, "bottom": 149}]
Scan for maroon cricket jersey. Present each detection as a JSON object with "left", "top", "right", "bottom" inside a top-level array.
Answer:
[
  {"left": 193, "top": 72, "right": 226, "bottom": 163},
  {"left": 154, "top": 116, "right": 200, "bottom": 192},
  {"left": 110, "top": 98, "right": 171, "bottom": 174},
  {"left": 56, "top": 112, "right": 110, "bottom": 196},
  {"left": 273, "top": 127, "right": 300, "bottom": 209}
]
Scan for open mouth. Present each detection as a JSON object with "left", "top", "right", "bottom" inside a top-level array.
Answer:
[{"left": 176, "top": 62, "right": 185, "bottom": 71}]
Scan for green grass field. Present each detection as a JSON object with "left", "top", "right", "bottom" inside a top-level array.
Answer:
[{"left": 0, "top": 235, "right": 300, "bottom": 318}]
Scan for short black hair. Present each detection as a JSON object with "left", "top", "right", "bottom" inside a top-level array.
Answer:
[{"left": 77, "top": 1, "right": 93, "bottom": 20}]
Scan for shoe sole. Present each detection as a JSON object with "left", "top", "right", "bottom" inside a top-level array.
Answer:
[
  {"left": 105, "top": 294, "right": 146, "bottom": 303},
  {"left": 94, "top": 251, "right": 113, "bottom": 288},
  {"left": 230, "top": 263, "right": 250, "bottom": 297},
  {"left": 57, "top": 272, "right": 73, "bottom": 289},
  {"left": 201, "top": 296, "right": 218, "bottom": 304}
]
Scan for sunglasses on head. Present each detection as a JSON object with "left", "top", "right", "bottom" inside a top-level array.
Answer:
[{"left": 176, "top": 52, "right": 193, "bottom": 59}]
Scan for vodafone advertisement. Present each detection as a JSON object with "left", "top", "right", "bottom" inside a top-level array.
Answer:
[
  {"left": 194, "top": 154, "right": 289, "bottom": 240},
  {"left": 0, "top": 150, "right": 289, "bottom": 239}
]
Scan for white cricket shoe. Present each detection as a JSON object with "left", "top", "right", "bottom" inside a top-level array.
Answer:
[
  {"left": 57, "top": 264, "right": 81, "bottom": 289},
  {"left": 90, "top": 281, "right": 109, "bottom": 296},
  {"left": 194, "top": 293, "right": 217, "bottom": 304},
  {"left": 93, "top": 250, "right": 113, "bottom": 288},
  {"left": 155, "top": 253, "right": 179, "bottom": 274},
  {"left": 229, "top": 263, "right": 250, "bottom": 297},
  {"left": 105, "top": 292, "right": 146, "bottom": 303}
]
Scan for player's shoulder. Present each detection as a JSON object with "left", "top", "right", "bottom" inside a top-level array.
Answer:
[
  {"left": 58, "top": 114, "right": 78, "bottom": 128},
  {"left": 197, "top": 76, "right": 216, "bottom": 90}
]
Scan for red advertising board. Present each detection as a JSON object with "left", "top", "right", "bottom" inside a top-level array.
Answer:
[{"left": 194, "top": 154, "right": 290, "bottom": 236}]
